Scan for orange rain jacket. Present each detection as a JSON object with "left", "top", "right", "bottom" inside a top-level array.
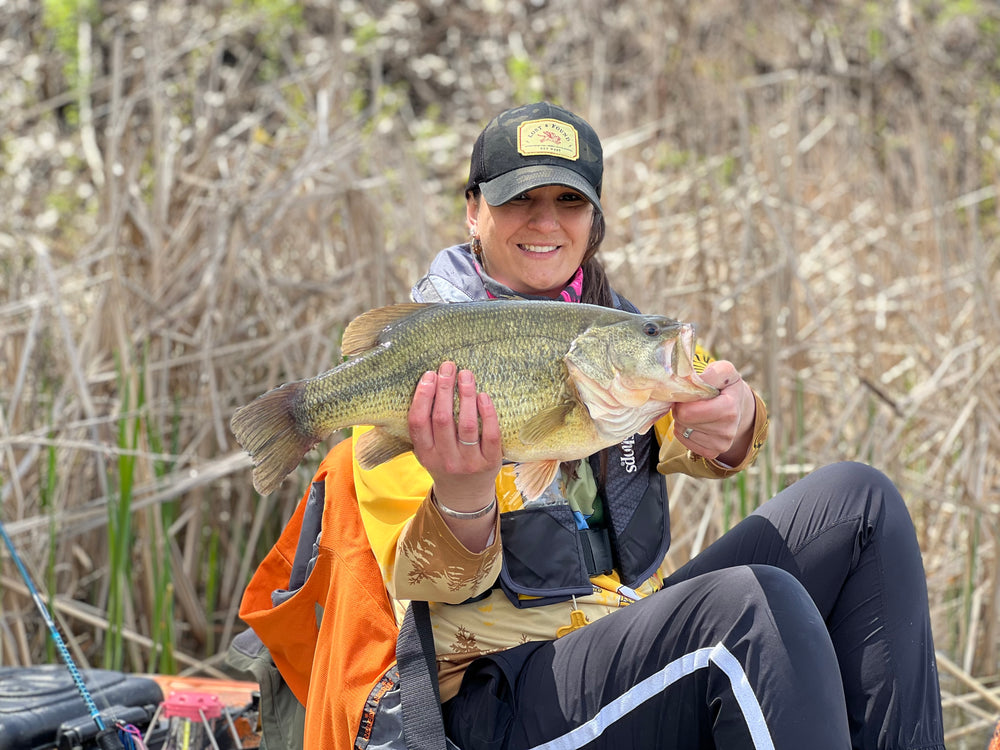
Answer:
[{"left": 237, "top": 439, "right": 398, "bottom": 749}]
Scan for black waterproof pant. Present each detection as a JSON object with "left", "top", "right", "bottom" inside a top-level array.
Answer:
[{"left": 442, "top": 462, "right": 945, "bottom": 750}]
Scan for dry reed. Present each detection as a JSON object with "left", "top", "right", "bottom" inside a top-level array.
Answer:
[{"left": 1, "top": 0, "right": 997, "bottom": 744}]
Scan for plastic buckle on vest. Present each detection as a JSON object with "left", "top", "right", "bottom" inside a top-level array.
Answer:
[{"left": 579, "top": 527, "right": 613, "bottom": 576}]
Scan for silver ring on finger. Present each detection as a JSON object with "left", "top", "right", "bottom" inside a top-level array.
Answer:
[
  {"left": 682, "top": 427, "right": 694, "bottom": 439},
  {"left": 459, "top": 438, "right": 480, "bottom": 446}
]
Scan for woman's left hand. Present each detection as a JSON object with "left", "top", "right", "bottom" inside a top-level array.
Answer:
[{"left": 671, "top": 360, "right": 757, "bottom": 466}]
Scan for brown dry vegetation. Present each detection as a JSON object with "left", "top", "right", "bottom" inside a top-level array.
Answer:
[{"left": 1, "top": 0, "right": 998, "bottom": 744}]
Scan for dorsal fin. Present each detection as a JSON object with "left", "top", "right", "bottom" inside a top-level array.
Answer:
[{"left": 341, "top": 303, "right": 435, "bottom": 356}]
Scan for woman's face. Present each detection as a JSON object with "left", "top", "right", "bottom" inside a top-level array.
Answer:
[{"left": 467, "top": 185, "right": 596, "bottom": 298}]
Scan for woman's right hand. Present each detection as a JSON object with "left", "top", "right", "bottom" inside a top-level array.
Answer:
[{"left": 408, "top": 361, "right": 502, "bottom": 549}]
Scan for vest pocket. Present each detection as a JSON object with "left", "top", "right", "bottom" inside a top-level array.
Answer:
[{"left": 497, "top": 505, "right": 593, "bottom": 608}]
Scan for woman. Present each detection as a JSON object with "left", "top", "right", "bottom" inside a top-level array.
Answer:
[{"left": 354, "top": 102, "right": 945, "bottom": 750}]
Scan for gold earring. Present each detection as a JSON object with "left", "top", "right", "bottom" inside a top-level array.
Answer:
[{"left": 470, "top": 235, "right": 483, "bottom": 259}]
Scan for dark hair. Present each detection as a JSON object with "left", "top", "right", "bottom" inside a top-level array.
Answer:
[{"left": 580, "top": 212, "right": 613, "bottom": 307}]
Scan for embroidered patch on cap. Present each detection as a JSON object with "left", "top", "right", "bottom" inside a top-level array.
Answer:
[{"left": 517, "top": 118, "right": 580, "bottom": 160}]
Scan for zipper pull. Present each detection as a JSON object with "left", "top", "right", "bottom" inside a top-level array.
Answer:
[{"left": 556, "top": 595, "right": 591, "bottom": 638}]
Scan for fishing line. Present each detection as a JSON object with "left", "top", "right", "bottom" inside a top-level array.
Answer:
[{"left": 0, "top": 517, "right": 109, "bottom": 733}]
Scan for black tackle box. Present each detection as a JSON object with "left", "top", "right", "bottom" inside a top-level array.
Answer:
[{"left": 0, "top": 665, "right": 163, "bottom": 750}]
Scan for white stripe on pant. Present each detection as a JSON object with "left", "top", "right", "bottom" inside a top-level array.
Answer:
[{"left": 526, "top": 642, "right": 776, "bottom": 750}]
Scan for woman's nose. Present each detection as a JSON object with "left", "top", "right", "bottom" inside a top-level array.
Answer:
[{"left": 526, "top": 201, "right": 559, "bottom": 230}]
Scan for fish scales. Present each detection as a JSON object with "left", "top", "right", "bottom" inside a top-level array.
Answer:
[
  {"left": 230, "top": 300, "right": 718, "bottom": 498},
  {"left": 297, "top": 302, "right": 601, "bottom": 442}
]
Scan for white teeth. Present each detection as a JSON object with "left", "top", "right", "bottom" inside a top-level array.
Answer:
[{"left": 521, "top": 244, "right": 558, "bottom": 253}]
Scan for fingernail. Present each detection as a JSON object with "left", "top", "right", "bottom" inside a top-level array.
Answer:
[
  {"left": 459, "top": 370, "right": 473, "bottom": 385},
  {"left": 420, "top": 371, "right": 435, "bottom": 384}
]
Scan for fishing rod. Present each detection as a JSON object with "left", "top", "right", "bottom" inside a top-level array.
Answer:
[{"left": 0, "top": 517, "right": 127, "bottom": 749}]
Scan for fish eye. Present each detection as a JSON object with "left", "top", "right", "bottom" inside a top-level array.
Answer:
[{"left": 642, "top": 322, "right": 659, "bottom": 337}]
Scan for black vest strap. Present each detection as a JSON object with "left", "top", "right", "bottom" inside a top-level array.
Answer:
[{"left": 397, "top": 601, "right": 447, "bottom": 750}]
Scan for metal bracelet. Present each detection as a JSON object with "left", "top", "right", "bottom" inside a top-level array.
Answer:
[{"left": 432, "top": 491, "right": 497, "bottom": 520}]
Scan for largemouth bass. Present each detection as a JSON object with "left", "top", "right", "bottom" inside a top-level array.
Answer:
[{"left": 230, "top": 300, "right": 718, "bottom": 500}]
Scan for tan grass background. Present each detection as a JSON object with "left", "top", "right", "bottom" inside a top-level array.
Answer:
[{"left": 1, "top": 0, "right": 998, "bottom": 744}]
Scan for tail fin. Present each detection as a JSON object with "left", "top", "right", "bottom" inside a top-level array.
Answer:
[{"left": 230, "top": 381, "right": 319, "bottom": 495}]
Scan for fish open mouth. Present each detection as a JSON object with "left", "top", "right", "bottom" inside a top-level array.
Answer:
[
  {"left": 651, "top": 323, "right": 717, "bottom": 400},
  {"left": 646, "top": 324, "right": 692, "bottom": 378},
  {"left": 669, "top": 324, "right": 696, "bottom": 378}
]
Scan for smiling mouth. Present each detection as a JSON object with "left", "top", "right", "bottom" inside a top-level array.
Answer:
[{"left": 519, "top": 244, "right": 559, "bottom": 254}]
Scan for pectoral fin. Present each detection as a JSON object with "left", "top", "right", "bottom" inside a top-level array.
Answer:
[
  {"left": 513, "top": 460, "right": 561, "bottom": 502},
  {"left": 355, "top": 428, "right": 414, "bottom": 469},
  {"left": 519, "top": 402, "right": 576, "bottom": 445}
]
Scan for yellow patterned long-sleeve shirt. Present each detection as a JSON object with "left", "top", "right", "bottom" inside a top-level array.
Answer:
[{"left": 354, "top": 370, "right": 769, "bottom": 702}]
